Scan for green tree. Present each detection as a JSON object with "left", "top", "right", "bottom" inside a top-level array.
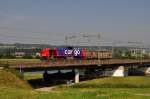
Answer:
[{"left": 113, "top": 49, "right": 122, "bottom": 59}]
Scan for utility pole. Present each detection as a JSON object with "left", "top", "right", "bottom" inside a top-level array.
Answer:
[
  {"left": 65, "top": 36, "right": 68, "bottom": 46},
  {"left": 98, "top": 33, "right": 101, "bottom": 51},
  {"left": 65, "top": 35, "right": 77, "bottom": 47},
  {"left": 128, "top": 41, "right": 143, "bottom": 59},
  {"left": 82, "top": 33, "right": 101, "bottom": 50},
  {"left": 111, "top": 41, "right": 121, "bottom": 57},
  {"left": 65, "top": 33, "right": 101, "bottom": 48}
]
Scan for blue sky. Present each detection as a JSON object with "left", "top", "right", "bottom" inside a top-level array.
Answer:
[{"left": 0, "top": 0, "right": 149, "bottom": 45}]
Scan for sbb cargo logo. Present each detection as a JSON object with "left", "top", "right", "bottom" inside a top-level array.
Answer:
[
  {"left": 74, "top": 49, "right": 81, "bottom": 56},
  {"left": 64, "top": 49, "right": 80, "bottom": 56},
  {"left": 64, "top": 49, "right": 73, "bottom": 55}
]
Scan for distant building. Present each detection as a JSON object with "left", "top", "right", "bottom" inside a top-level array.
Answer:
[
  {"left": 14, "top": 52, "right": 25, "bottom": 57},
  {"left": 130, "top": 48, "right": 150, "bottom": 58}
]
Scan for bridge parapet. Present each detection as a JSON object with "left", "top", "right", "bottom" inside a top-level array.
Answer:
[{"left": 3, "top": 59, "right": 150, "bottom": 69}]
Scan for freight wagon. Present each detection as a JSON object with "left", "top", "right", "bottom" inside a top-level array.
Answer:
[{"left": 85, "top": 50, "right": 112, "bottom": 59}]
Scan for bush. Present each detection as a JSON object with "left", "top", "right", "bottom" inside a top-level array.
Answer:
[
  {"left": 35, "top": 55, "right": 40, "bottom": 59},
  {"left": 0, "top": 54, "right": 3, "bottom": 58},
  {"left": 22, "top": 55, "right": 33, "bottom": 59}
]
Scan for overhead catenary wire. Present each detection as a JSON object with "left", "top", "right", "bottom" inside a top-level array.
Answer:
[{"left": 0, "top": 27, "right": 61, "bottom": 44}]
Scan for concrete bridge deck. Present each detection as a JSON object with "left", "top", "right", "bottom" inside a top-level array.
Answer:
[
  {"left": 3, "top": 59, "right": 150, "bottom": 70},
  {"left": 2, "top": 59, "right": 150, "bottom": 83}
]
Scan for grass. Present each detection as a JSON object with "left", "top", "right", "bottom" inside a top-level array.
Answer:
[
  {"left": 1, "top": 87, "right": 150, "bottom": 99},
  {"left": 24, "top": 72, "right": 43, "bottom": 80},
  {"left": 0, "top": 69, "right": 31, "bottom": 89},
  {"left": 1, "top": 70, "right": 150, "bottom": 98},
  {"left": 0, "top": 87, "right": 36, "bottom": 99},
  {"left": 72, "top": 76, "right": 150, "bottom": 88}
]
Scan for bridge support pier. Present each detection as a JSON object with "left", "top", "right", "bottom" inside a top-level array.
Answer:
[
  {"left": 145, "top": 67, "right": 150, "bottom": 75},
  {"left": 112, "top": 66, "right": 127, "bottom": 77},
  {"left": 0, "top": 67, "right": 3, "bottom": 69},
  {"left": 104, "top": 66, "right": 128, "bottom": 77},
  {"left": 129, "top": 67, "right": 150, "bottom": 76},
  {"left": 19, "top": 66, "right": 24, "bottom": 78},
  {"left": 75, "top": 69, "right": 79, "bottom": 83}
]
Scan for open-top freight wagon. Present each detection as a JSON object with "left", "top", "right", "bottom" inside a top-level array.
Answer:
[{"left": 40, "top": 47, "right": 112, "bottom": 60}]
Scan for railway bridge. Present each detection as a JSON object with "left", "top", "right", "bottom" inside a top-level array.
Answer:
[{"left": 2, "top": 59, "right": 150, "bottom": 83}]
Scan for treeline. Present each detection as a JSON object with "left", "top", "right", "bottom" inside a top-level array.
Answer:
[{"left": 113, "top": 48, "right": 150, "bottom": 59}]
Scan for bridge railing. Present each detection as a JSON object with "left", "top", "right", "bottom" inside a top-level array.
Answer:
[{"left": 5, "top": 59, "right": 150, "bottom": 68}]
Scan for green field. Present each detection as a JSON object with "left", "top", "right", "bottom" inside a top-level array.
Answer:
[
  {"left": 1, "top": 69, "right": 150, "bottom": 99},
  {"left": 24, "top": 72, "right": 43, "bottom": 80}
]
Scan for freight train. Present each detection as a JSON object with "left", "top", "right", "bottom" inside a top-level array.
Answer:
[{"left": 40, "top": 47, "right": 112, "bottom": 60}]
